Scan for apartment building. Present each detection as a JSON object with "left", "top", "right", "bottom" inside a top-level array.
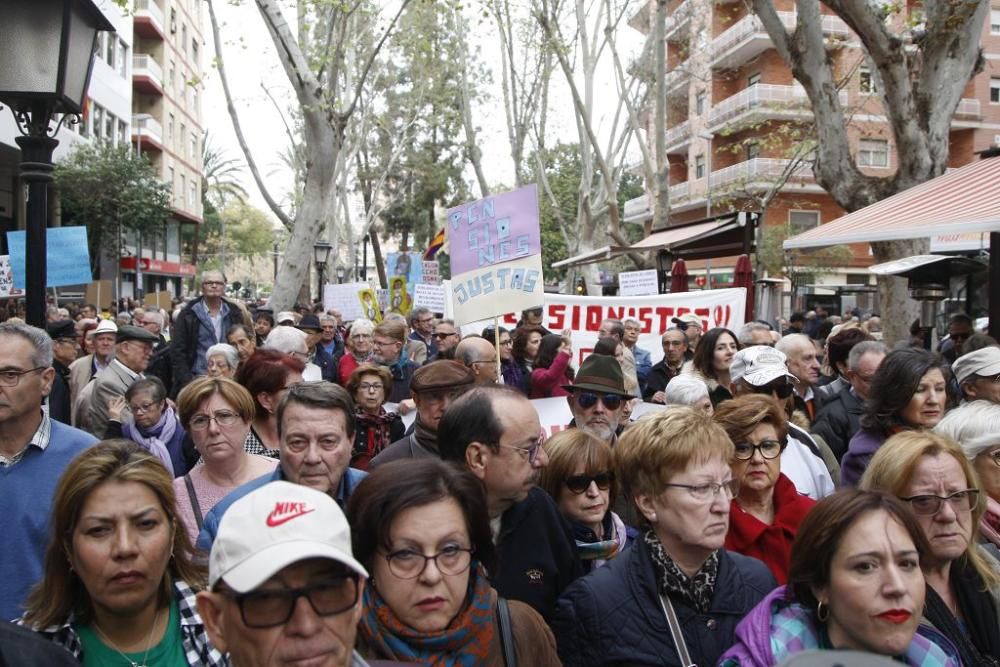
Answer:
[
  {"left": 627, "top": 0, "right": 1000, "bottom": 307},
  {"left": 129, "top": 0, "right": 204, "bottom": 296}
]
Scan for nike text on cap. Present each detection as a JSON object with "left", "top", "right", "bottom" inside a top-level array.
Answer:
[{"left": 209, "top": 480, "right": 368, "bottom": 592}]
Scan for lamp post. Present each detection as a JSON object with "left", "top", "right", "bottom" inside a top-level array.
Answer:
[
  {"left": 698, "top": 130, "right": 715, "bottom": 287},
  {"left": 0, "top": 0, "right": 114, "bottom": 327},
  {"left": 335, "top": 266, "right": 346, "bottom": 284},
  {"left": 313, "top": 240, "right": 332, "bottom": 303}
]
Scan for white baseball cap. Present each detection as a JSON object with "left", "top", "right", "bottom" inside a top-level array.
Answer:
[
  {"left": 730, "top": 345, "right": 798, "bottom": 387},
  {"left": 91, "top": 319, "right": 118, "bottom": 337},
  {"left": 209, "top": 481, "right": 368, "bottom": 592},
  {"left": 952, "top": 346, "right": 1000, "bottom": 385}
]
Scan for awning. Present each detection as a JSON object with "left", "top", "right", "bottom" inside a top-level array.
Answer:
[
  {"left": 784, "top": 156, "right": 1000, "bottom": 249},
  {"left": 552, "top": 214, "right": 750, "bottom": 269}
]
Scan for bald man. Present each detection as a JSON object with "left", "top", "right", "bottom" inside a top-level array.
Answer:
[{"left": 456, "top": 336, "right": 499, "bottom": 385}]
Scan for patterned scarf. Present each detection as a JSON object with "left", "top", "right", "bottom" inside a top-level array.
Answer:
[
  {"left": 645, "top": 529, "right": 719, "bottom": 613},
  {"left": 357, "top": 564, "right": 501, "bottom": 667},
  {"left": 575, "top": 512, "right": 629, "bottom": 567},
  {"left": 354, "top": 407, "right": 396, "bottom": 461},
  {"left": 123, "top": 407, "right": 177, "bottom": 476}
]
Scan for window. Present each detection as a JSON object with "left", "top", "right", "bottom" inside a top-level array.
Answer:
[
  {"left": 116, "top": 39, "right": 127, "bottom": 78},
  {"left": 991, "top": 78, "right": 1000, "bottom": 104},
  {"left": 858, "top": 138, "right": 889, "bottom": 168},
  {"left": 747, "top": 73, "right": 761, "bottom": 87},
  {"left": 695, "top": 91, "right": 706, "bottom": 115},
  {"left": 789, "top": 210, "right": 820, "bottom": 234},
  {"left": 168, "top": 166, "right": 175, "bottom": 193},
  {"left": 179, "top": 174, "right": 186, "bottom": 206},
  {"left": 992, "top": 9, "right": 1000, "bottom": 34},
  {"left": 191, "top": 40, "right": 199, "bottom": 65},
  {"left": 859, "top": 67, "right": 876, "bottom": 94},
  {"left": 179, "top": 123, "right": 186, "bottom": 152},
  {"left": 105, "top": 113, "right": 115, "bottom": 144},
  {"left": 746, "top": 142, "right": 760, "bottom": 160},
  {"left": 189, "top": 181, "right": 197, "bottom": 207},
  {"left": 167, "top": 113, "right": 175, "bottom": 142},
  {"left": 92, "top": 106, "right": 104, "bottom": 140},
  {"left": 695, "top": 154, "right": 706, "bottom": 179},
  {"left": 181, "top": 25, "right": 187, "bottom": 56},
  {"left": 104, "top": 33, "right": 115, "bottom": 70},
  {"left": 169, "top": 63, "right": 176, "bottom": 93},
  {"left": 118, "top": 119, "right": 128, "bottom": 146},
  {"left": 190, "top": 133, "right": 198, "bottom": 160}
]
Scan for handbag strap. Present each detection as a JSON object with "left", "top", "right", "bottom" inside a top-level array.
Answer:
[
  {"left": 495, "top": 596, "right": 517, "bottom": 667},
  {"left": 659, "top": 593, "right": 695, "bottom": 667},
  {"left": 183, "top": 474, "right": 204, "bottom": 531}
]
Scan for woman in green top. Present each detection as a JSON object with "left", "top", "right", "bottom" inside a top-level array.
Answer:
[{"left": 20, "top": 440, "right": 226, "bottom": 666}]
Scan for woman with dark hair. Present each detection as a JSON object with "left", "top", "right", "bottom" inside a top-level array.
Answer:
[
  {"left": 841, "top": 348, "right": 949, "bottom": 486},
  {"left": 529, "top": 333, "right": 574, "bottom": 398},
  {"left": 346, "top": 363, "right": 404, "bottom": 470},
  {"left": 720, "top": 489, "right": 959, "bottom": 666},
  {"left": 815, "top": 327, "right": 873, "bottom": 409},
  {"left": 687, "top": 326, "right": 740, "bottom": 407},
  {"left": 234, "top": 348, "right": 305, "bottom": 458},
  {"left": 509, "top": 325, "right": 544, "bottom": 394},
  {"left": 539, "top": 429, "right": 635, "bottom": 573},
  {"left": 347, "top": 458, "right": 560, "bottom": 665},
  {"left": 483, "top": 325, "right": 522, "bottom": 392},
  {"left": 715, "top": 394, "right": 816, "bottom": 583},
  {"left": 105, "top": 376, "right": 189, "bottom": 476},
  {"left": 19, "top": 440, "right": 226, "bottom": 665}
]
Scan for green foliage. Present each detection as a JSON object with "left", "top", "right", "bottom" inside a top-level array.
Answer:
[
  {"left": 533, "top": 143, "right": 580, "bottom": 283},
  {"left": 55, "top": 141, "right": 171, "bottom": 277},
  {"left": 196, "top": 200, "right": 282, "bottom": 271},
  {"left": 757, "top": 224, "right": 854, "bottom": 282}
]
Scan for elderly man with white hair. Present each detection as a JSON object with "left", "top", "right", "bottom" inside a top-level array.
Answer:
[
  {"left": 935, "top": 400, "right": 1000, "bottom": 548},
  {"left": 775, "top": 333, "right": 821, "bottom": 422},
  {"left": 264, "top": 325, "right": 323, "bottom": 381},
  {"left": 663, "top": 374, "right": 713, "bottom": 414},
  {"left": 738, "top": 321, "right": 775, "bottom": 347}
]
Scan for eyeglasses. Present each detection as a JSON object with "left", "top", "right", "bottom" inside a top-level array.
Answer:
[
  {"left": 949, "top": 332, "right": 971, "bottom": 342},
  {"left": 750, "top": 381, "right": 795, "bottom": 400},
  {"left": 433, "top": 332, "right": 458, "bottom": 340},
  {"left": 358, "top": 382, "right": 383, "bottom": 393},
  {"left": 565, "top": 471, "right": 615, "bottom": 494},
  {"left": 129, "top": 401, "right": 161, "bottom": 415},
  {"left": 224, "top": 575, "right": 360, "bottom": 628},
  {"left": 664, "top": 479, "right": 740, "bottom": 502},
  {"left": 575, "top": 392, "right": 624, "bottom": 411},
  {"left": 384, "top": 545, "right": 474, "bottom": 579},
  {"left": 733, "top": 439, "right": 785, "bottom": 460},
  {"left": 497, "top": 436, "right": 544, "bottom": 464},
  {"left": 900, "top": 489, "right": 980, "bottom": 515},
  {"left": 417, "top": 317, "right": 434, "bottom": 324},
  {"left": 55, "top": 337, "right": 79, "bottom": 346},
  {"left": 190, "top": 410, "right": 242, "bottom": 431},
  {"left": 0, "top": 367, "right": 46, "bottom": 387},
  {"left": 372, "top": 339, "right": 398, "bottom": 348},
  {"left": 202, "top": 280, "right": 225, "bottom": 287}
]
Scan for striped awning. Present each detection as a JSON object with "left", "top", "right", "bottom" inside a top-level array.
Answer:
[{"left": 784, "top": 156, "right": 1000, "bottom": 249}]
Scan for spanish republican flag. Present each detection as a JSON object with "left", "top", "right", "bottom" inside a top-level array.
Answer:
[{"left": 424, "top": 228, "right": 446, "bottom": 259}]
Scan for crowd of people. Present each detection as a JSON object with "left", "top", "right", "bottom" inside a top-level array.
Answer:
[{"left": 0, "top": 272, "right": 998, "bottom": 666}]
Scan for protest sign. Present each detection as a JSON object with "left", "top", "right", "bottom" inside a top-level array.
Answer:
[
  {"left": 358, "top": 288, "right": 383, "bottom": 323},
  {"left": 323, "top": 282, "right": 369, "bottom": 320},
  {"left": 387, "top": 252, "right": 423, "bottom": 293},
  {"left": 85, "top": 280, "right": 113, "bottom": 312},
  {"left": 7, "top": 226, "right": 92, "bottom": 288},
  {"left": 618, "top": 269, "right": 659, "bottom": 297},
  {"left": 421, "top": 260, "right": 440, "bottom": 285},
  {"left": 386, "top": 276, "right": 413, "bottom": 316},
  {"left": 0, "top": 256, "right": 22, "bottom": 298},
  {"left": 143, "top": 290, "right": 172, "bottom": 311},
  {"left": 413, "top": 283, "right": 447, "bottom": 313},
  {"left": 460, "top": 288, "right": 746, "bottom": 366},
  {"left": 446, "top": 185, "right": 543, "bottom": 326}
]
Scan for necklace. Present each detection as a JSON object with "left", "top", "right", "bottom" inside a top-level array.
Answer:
[{"left": 92, "top": 607, "right": 162, "bottom": 667}]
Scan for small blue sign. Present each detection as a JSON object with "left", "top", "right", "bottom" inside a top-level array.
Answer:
[{"left": 7, "top": 226, "right": 92, "bottom": 288}]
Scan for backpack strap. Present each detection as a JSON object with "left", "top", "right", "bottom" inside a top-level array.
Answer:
[{"left": 495, "top": 596, "right": 517, "bottom": 667}]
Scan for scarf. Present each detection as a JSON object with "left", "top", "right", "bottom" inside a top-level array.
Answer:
[
  {"left": 574, "top": 512, "right": 629, "bottom": 569},
  {"left": 413, "top": 418, "right": 440, "bottom": 456},
  {"left": 354, "top": 407, "right": 396, "bottom": 461},
  {"left": 923, "top": 558, "right": 1000, "bottom": 667},
  {"left": 357, "top": 564, "right": 501, "bottom": 667},
  {"left": 981, "top": 497, "right": 1000, "bottom": 549},
  {"left": 645, "top": 529, "right": 719, "bottom": 614},
  {"left": 123, "top": 407, "right": 177, "bottom": 476}
]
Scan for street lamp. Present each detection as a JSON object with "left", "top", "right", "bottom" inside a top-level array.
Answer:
[
  {"left": 313, "top": 240, "right": 332, "bottom": 302},
  {"left": 335, "top": 266, "right": 346, "bottom": 284},
  {"left": 0, "top": 0, "right": 114, "bottom": 327}
]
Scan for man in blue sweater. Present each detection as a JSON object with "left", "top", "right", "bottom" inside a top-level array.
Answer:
[{"left": 0, "top": 322, "right": 97, "bottom": 620}]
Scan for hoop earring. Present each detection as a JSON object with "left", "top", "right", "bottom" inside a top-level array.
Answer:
[{"left": 816, "top": 601, "right": 830, "bottom": 623}]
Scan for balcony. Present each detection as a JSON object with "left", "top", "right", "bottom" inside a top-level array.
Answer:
[
  {"left": 132, "top": 114, "right": 163, "bottom": 150},
  {"left": 707, "top": 84, "right": 848, "bottom": 131},
  {"left": 669, "top": 181, "right": 690, "bottom": 203},
  {"left": 710, "top": 158, "right": 817, "bottom": 190},
  {"left": 134, "top": 0, "right": 165, "bottom": 40},
  {"left": 952, "top": 98, "right": 982, "bottom": 127},
  {"left": 664, "top": 120, "right": 691, "bottom": 154},
  {"left": 665, "top": 65, "right": 691, "bottom": 98},
  {"left": 132, "top": 54, "right": 164, "bottom": 95},
  {"left": 711, "top": 12, "right": 849, "bottom": 69},
  {"left": 665, "top": 0, "right": 691, "bottom": 41}
]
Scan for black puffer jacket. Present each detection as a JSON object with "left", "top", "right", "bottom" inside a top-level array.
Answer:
[
  {"left": 552, "top": 536, "right": 776, "bottom": 667},
  {"left": 811, "top": 384, "right": 864, "bottom": 462}
]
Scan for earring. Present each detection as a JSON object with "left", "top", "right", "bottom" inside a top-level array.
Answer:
[{"left": 816, "top": 600, "right": 830, "bottom": 623}]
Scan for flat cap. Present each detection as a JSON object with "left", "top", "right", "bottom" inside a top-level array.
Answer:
[
  {"left": 410, "top": 360, "right": 475, "bottom": 393},
  {"left": 46, "top": 320, "right": 76, "bottom": 340},
  {"left": 116, "top": 325, "right": 159, "bottom": 344}
]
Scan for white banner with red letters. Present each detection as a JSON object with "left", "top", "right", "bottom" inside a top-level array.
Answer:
[{"left": 461, "top": 288, "right": 746, "bottom": 366}]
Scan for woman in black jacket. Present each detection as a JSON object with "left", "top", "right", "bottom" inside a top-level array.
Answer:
[{"left": 552, "top": 407, "right": 777, "bottom": 667}]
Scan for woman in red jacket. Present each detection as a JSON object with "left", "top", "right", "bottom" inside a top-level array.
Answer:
[
  {"left": 714, "top": 393, "right": 816, "bottom": 584},
  {"left": 530, "top": 333, "right": 574, "bottom": 398}
]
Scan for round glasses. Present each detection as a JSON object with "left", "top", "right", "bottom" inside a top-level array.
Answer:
[
  {"left": 565, "top": 471, "right": 614, "bottom": 494},
  {"left": 225, "top": 575, "right": 360, "bottom": 628},
  {"left": 189, "top": 410, "right": 241, "bottom": 431},
  {"left": 384, "top": 545, "right": 474, "bottom": 579},
  {"left": 900, "top": 489, "right": 980, "bottom": 515},
  {"left": 733, "top": 439, "right": 785, "bottom": 461}
]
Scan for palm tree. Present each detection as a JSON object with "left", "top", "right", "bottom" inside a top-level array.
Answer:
[{"left": 202, "top": 133, "right": 249, "bottom": 210}]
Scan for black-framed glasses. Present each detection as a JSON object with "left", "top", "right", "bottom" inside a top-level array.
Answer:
[
  {"left": 129, "top": 400, "right": 162, "bottom": 415},
  {"left": 0, "top": 367, "right": 46, "bottom": 387},
  {"left": 384, "top": 545, "right": 474, "bottom": 579},
  {"left": 900, "top": 489, "right": 980, "bottom": 515},
  {"left": 496, "top": 435, "right": 545, "bottom": 464},
  {"left": 733, "top": 439, "right": 785, "bottom": 461},
  {"left": 433, "top": 332, "right": 458, "bottom": 340},
  {"left": 190, "top": 410, "right": 241, "bottom": 430},
  {"left": 565, "top": 471, "right": 615, "bottom": 494},
  {"left": 664, "top": 479, "right": 740, "bottom": 502},
  {"left": 750, "top": 381, "right": 795, "bottom": 400},
  {"left": 358, "top": 382, "right": 383, "bottom": 393},
  {"left": 224, "top": 575, "right": 360, "bottom": 628},
  {"left": 575, "top": 391, "right": 624, "bottom": 411}
]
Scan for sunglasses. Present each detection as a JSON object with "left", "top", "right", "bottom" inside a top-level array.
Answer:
[
  {"left": 565, "top": 471, "right": 615, "bottom": 494},
  {"left": 750, "top": 381, "right": 794, "bottom": 399},
  {"left": 575, "top": 391, "right": 624, "bottom": 411}
]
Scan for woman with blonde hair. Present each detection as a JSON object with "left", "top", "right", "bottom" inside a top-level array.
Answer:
[
  {"left": 860, "top": 430, "right": 1000, "bottom": 666},
  {"left": 539, "top": 429, "right": 635, "bottom": 572},
  {"left": 19, "top": 440, "right": 225, "bottom": 665}
]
